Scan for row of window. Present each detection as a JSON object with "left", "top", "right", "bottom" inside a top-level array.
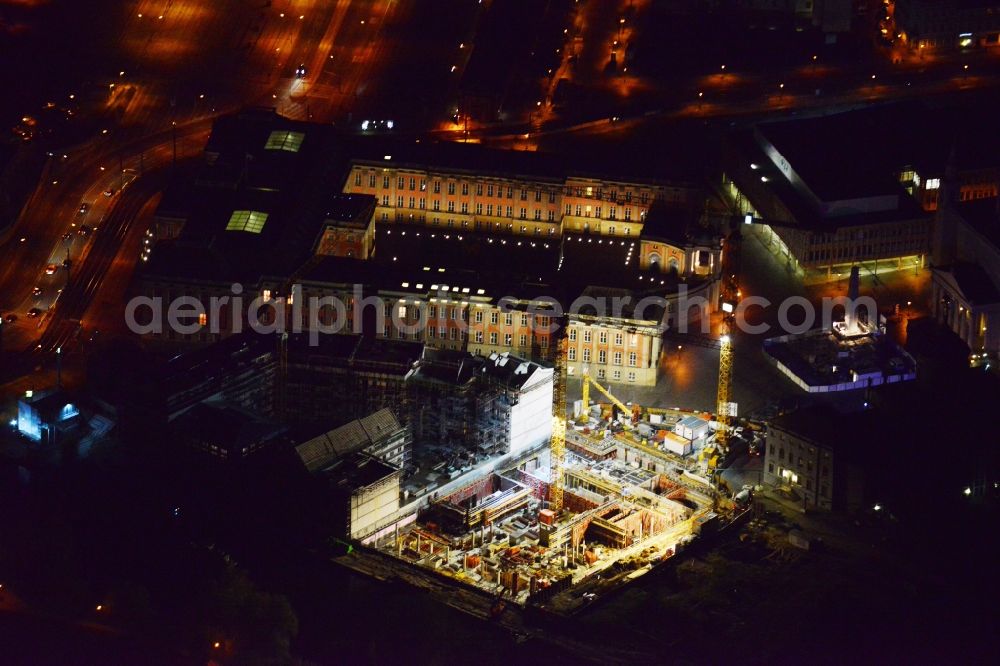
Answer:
[
  {"left": 569, "top": 329, "right": 639, "bottom": 346},
  {"left": 568, "top": 347, "right": 639, "bottom": 366},
  {"left": 354, "top": 170, "right": 652, "bottom": 205}
]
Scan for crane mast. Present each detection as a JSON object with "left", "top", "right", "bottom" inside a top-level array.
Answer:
[{"left": 549, "top": 330, "right": 567, "bottom": 513}]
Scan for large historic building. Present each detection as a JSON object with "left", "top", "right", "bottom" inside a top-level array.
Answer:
[{"left": 136, "top": 109, "right": 725, "bottom": 387}]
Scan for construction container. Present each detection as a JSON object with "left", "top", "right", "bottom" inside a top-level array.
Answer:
[
  {"left": 584, "top": 549, "right": 598, "bottom": 565},
  {"left": 663, "top": 432, "right": 692, "bottom": 456},
  {"left": 465, "top": 554, "right": 481, "bottom": 569},
  {"left": 538, "top": 508, "right": 556, "bottom": 525}
]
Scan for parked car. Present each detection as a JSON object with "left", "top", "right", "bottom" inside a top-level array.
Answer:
[
  {"left": 78, "top": 224, "right": 93, "bottom": 236},
  {"left": 45, "top": 264, "right": 58, "bottom": 275},
  {"left": 103, "top": 188, "right": 116, "bottom": 197},
  {"left": 32, "top": 286, "right": 43, "bottom": 297},
  {"left": 27, "top": 308, "right": 42, "bottom": 318},
  {"left": 79, "top": 202, "right": 90, "bottom": 214},
  {"left": 3, "top": 313, "right": 17, "bottom": 324}
]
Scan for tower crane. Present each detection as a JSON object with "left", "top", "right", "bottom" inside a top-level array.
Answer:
[
  {"left": 715, "top": 217, "right": 744, "bottom": 452},
  {"left": 549, "top": 328, "right": 567, "bottom": 513}
]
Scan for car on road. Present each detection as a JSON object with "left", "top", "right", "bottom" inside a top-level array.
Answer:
[
  {"left": 26, "top": 308, "right": 42, "bottom": 318},
  {"left": 295, "top": 63, "right": 307, "bottom": 78},
  {"left": 32, "top": 286, "right": 43, "bottom": 297},
  {"left": 45, "top": 263, "right": 58, "bottom": 275},
  {"left": 62, "top": 258, "right": 72, "bottom": 270},
  {"left": 103, "top": 188, "right": 116, "bottom": 197},
  {"left": 3, "top": 314, "right": 16, "bottom": 324},
  {"left": 61, "top": 232, "right": 73, "bottom": 242},
  {"left": 79, "top": 202, "right": 89, "bottom": 214},
  {"left": 78, "top": 224, "right": 93, "bottom": 236}
]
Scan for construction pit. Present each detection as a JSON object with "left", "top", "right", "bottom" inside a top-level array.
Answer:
[{"left": 368, "top": 404, "right": 729, "bottom": 614}]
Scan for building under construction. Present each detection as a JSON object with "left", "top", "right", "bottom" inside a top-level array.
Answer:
[{"left": 405, "top": 349, "right": 554, "bottom": 459}]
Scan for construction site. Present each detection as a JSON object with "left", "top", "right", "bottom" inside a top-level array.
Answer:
[
  {"left": 327, "top": 219, "right": 752, "bottom": 616},
  {"left": 332, "top": 325, "right": 753, "bottom": 615}
]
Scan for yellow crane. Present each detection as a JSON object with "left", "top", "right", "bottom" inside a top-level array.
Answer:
[
  {"left": 549, "top": 331, "right": 567, "bottom": 513},
  {"left": 715, "top": 327, "right": 733, "bottom": 450},
  {"left": 580, "top": 366, "right": 637, "bottom": 424}
]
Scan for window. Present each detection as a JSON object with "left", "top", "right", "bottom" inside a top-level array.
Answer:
[
  {"left": 475, "top": 331, "right": 484, "bottom": 343},
  {"left": 613, "top": 370, "right": 621, "bottom": 379},
  {"left": 433, "top": 181, "right": 441, "bottom": 194},
  {"left": 226, "top": 210, "right": 268, "bottom": 233},
  {"left": 396, "top": 195, "right": 404, "bottom": 207},
  {"left": 548, "top": 211, "right": 555, "bottom": 222},
  {"left": 926, "top": 178, "right": 941, "bottom": 190},
  {"left": 614, "top": 332, "right": 623, "bottom": 345},
  {"left": 504, "top": 313, "right": 513, "bottom": 326},
  {"left": 408, "top": 196, "right": 415, "bottom": 208},
  {"left": 198, "top": 312, "right": 208, "bottom": 326},
  {"left": 476, "top": 203, "right": 483, "bottom": 214},
  {"left": 504, "top": 333, "right": 512, "bottom": 346},
  {"left": 487, "top": 184, "right": 494, "bottom": 197},
  {"left": 548, "top": 192, "right": 556, "bottom": 203},
  {"left": 419, "top": 198, "right": 426, "bottom": 209},
  {"left": 614, "top": 351, "right": 622, "bottom": 365},
  {"left": 568, "top": 347, "right": 577, "bottom": 361},
  {"left": 487, "top": 204, "right": 493, "bottom": 216},
  {"left": 462, "top": 183, "right": 469, "bottom": 195},
  {"left": 447, "top": 201, "right": 455, "bottom": 212},
  {"left": 534, "top": 190, "right": 541, "bottom": 202},
  {"left": 507, "top": 187, "right": 513, "bottom": 198},
  {"left": 534, "top": 210, "right": 541, "bottom": 221},
  {"left": 519, "top": 334, "right": 527, "bottom": 347},
  {"left": 264, "top": 130, "right": 305, "bottom": 152},
  {"left": 583, "top": 349, "right": 591, "bottom": 362},
  {"left": 569, "top": 329, "right": 577, "bottom": 341},
  {"left": 583, "top": 330, "right": 591, "bottom": 343},
  {"left": 629, "top": 352, "right": 637, "bottom": 367},
  {"left": 476, "top": 183, "right": 483, "bottom": 195},
  {"left": 448, "top": 182, "right": 456, "bottom": 195},
  {"left": 489, "top": 332, "right": 498, "bottom": 345},
  {"left": 433, "top": 200, "right": 440, "bottom": 211},
  {"left": 625, "top": 207, "right": 632, "bottom": 220},
  {"left": 505, "top": 205, "right": 512, "bottom": 217},
  {"left": 475, "top": 311, "right": 483, "bottom": 323},
  {"left": 610, "top": 206, "right": 616, "bottom": 220},
  {"left": 383, "top": 176, "right": 390, "bottom": 189},
  {"left": 397, "top": 176, "right": 405, "bottom": 188},
  {"left": 520, "top": 189, "right": 527, "bottom": 200},
  {"left": 575, "top": 204, "right": 582, "bottom": 216},
  {"left": 449, "top": 307, "right": 457, "bottom": 320},
  {"left": 428, "top": 305, "right": 436, "bottom": 318},
  {"left": 519, "top": 208, "right": 526, "bottom": 220},
  {"left": 598, "top": 350, "right": 606, "bottom": 364},
  {"left": 439, "top": 327, "right": 446, "bottom": 339},
  {"left": 628, "top": 371, "right": 635, "bottom": 382},
  {"left": 409, "top": 177, "right": 416, "bottom": 190},
  {"left": 630, "top": 334, "right": 638, "bottom": 347},
  {"left": 420, "top": 179, "right": 427, "bottom": 191},
  {"left": 354, "top": 172, "right": 362, "bottom": 186},
  {"left": 598, "top": 331, "right": 607, "bottom": 344}
]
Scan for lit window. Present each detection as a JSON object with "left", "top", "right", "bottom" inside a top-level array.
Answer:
[
  {"left": 264, "top": 130, "right": 305, "bottom": 152},
  {"left": 226, "top": 210, "right": 269, "bottom": 233},
  {"left": 926, "top": 178, "right": 940, "bottom": 190}
]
